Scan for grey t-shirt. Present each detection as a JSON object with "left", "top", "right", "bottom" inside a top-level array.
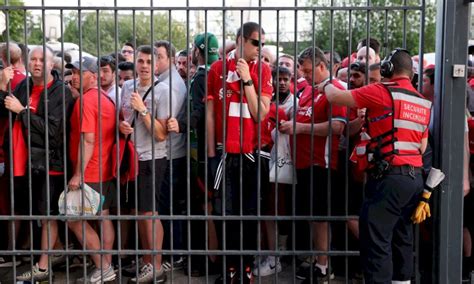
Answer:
[
  {"left": 156, "top": 67, "right": 187, "bottom": 160},
  {"left": 106, "top": 84, "right": 122, "bottom": 106},
  {"left": 120, "top": 78, "right": 170, "bottom": 161}
]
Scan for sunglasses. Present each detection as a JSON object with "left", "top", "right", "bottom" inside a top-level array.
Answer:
[
  {"left": 121, "top": 49, "right": 134, "bottom": 54},
  {"left": 245, "top": 37, "right": 264, "bottom": 47}
]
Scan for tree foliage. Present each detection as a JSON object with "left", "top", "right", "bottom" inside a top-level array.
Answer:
[
  {"left": 0, "top": 0, "right": 27, "bottom": 43},
  {"left": 282, "top": 0, "right": 436, "bottom": 58},
  {"left": 63, "top": 11, "right": 188, "bottom": 56}
]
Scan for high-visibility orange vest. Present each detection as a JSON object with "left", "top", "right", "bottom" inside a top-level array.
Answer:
[{"left": 352, "top": 84, "right": 431, "bottom": 169}]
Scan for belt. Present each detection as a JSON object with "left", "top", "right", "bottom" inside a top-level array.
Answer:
[{"left": 385, "top": 165, "right": 422, "bottom": 176}]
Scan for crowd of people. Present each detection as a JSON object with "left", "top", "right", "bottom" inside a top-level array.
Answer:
[{"left": 0, "top": 20, "right": 471, "bottom": 284}]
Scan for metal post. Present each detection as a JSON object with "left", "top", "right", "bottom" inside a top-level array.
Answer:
[{"left": 433, "top": 0, "right": 471, "bottom": 283}]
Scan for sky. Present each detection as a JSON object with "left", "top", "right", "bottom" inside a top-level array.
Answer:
[{"left": 21, "top": 0, "right": 315, "bottom": 42}]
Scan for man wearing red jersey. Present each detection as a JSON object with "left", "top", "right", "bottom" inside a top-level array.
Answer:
[
  {"left": 67, "top": 57, "right": 117, "bottom": 283},
  {"left": 279, "top": 46, "right": 347, "bottom": 283},
  {"left": 207, "top": 22, "right": 273, "bottom": 283}
]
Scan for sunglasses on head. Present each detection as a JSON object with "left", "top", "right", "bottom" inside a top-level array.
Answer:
[
  {"left": 245, "top": 37, "right": 264, "bottom": 47},
  {"left": 350, "top": 62, "right": 367, "bottom": 74}
]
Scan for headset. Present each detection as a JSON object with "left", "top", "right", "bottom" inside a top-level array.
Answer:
[{"left": 380, "top": 48, "right": 410, "bottom": 78}]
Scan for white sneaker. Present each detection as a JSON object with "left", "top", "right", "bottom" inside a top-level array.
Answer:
[
  {"left": 130, "top": 263, "right": 167, "bottom": 283},
  {"left": 17, "top": 263, "right": 50, "bottom": 281},
  {"left": 253, "top": 256, "right": 282, "bottom": 277},
  {"left": 78, "top": 264, "right": 116, "bottom": 283}
]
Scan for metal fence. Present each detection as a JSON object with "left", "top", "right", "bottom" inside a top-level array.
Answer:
[{"left": 0, "top": 0, "right": 470, "bottom": 283}]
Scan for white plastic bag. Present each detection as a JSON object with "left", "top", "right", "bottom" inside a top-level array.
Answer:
[
  {"left": 58, "top": 184, "right": 104, "bottom": 216},
  {"left": 269, "top": 131, "right": 296, "bottom": 184}
]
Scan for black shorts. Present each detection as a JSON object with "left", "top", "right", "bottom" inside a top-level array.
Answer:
[
  {"left": 464, "top": 190, "right": 474, "bottom": 230},
  {"left": 296, "top": 166, "right": 335, "bottom": 217},
  {"left": 87, "top": 180, "right": 117, "bottom": 211},
  {"left": 14, "top": 173, "right": 64, "bottom": 216},
  {"left": 134, "top": 158, "right": 167, "bottom": 212},
  {"left": 118, "top": 180, "right": 135, "bottom": 211}
]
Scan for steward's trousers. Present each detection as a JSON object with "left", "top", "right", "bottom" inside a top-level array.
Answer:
[{"left": 360, "top": 166, "right": 424, "bottom": 284}]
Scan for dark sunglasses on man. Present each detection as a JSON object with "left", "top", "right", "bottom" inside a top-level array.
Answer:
[{"left": 245, "top": 37, "right": 264, "bottom": 47}]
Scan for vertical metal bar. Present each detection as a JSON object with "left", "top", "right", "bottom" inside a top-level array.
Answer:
[
  {"left": 185, "top": 2, "right": 191, "bottom": 283},
  {"left": 344, "top": 8, "right": 353, "bottom": 284},
  {"left": 291, "top": 2, "right": 298, "bottom": 283},
  {"left": 402, "top": 0, "right": 407, "bottom": 48},
  {"left": 203, "top": 10, "right": 211, "bottom": 284},
  {"left": 149, "top": 2, "right": 157, "bottom": 281},
  {"left": 59, "top": 8, "right": 71, "bottom": 283},
  {"left": 76, "top": 0, "right": 88, "bottom": 278},
  {"left": 365, "top": 0, "right": 371, "bottom": 85},
  {"left": 307, "top": 8, "right": 316, "bottom": 283},
  {"left": 221, "top": 0, "right": 228, "bottom": 280},
  {"left": 257, "top": 2, "right": 263, "bottom": 282},
  {"left": 132, "top": 8, "right": 140, "bottom": 279},
  {"left": 169, "top": 7, "right": 176, "bottom": 280},
  {"left": 22, "top": 5, "right": 33, "bottom": 277},
  {"left": 327, "top": 2, "right": 335, "bottom": 283},
  {"left": 274, "top": 8, "right": 280, "bottom": 284},
  {"left": 238, "top": 10, "right": 243, "bottom": 280},
  {"left": 4, "top": 1, "right": 18, "bottom": 280},
  {"left": 414, "top": 2, "right": 426, "bottom": 283},
  {"left": 384, "top": 9, "right": 389, "bottom": 56},
  {"left": 417, "top": 0, "right": 426, "bottom": 94},
  {"left": 167, "top": 7, "right": 177, "bottom": 279},
  {"left": 40, "top": 2, "right": 53, "bottom": 281},
  {"left": 113, "top": 3, "right": 123, "bottom": 282},
  {"left": 57, "top": 7, "right": 70, "bottom": 283},
  {"left": 95, "top": 8, "right": 105, "bottom": 280},
  {"left": 433, "top": 0, "right": 470, "bottom": 283}
]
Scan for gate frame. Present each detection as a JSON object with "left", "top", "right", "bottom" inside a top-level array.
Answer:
[{"left": 433, "top": 0, "right": 471, "bottom": 283}]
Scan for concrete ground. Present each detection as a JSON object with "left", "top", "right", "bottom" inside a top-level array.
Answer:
[{"left": 0, "top": 258, "right": 354, "bottom": 283}]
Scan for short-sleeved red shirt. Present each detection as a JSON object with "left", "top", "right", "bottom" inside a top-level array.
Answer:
[
  {"left": 293, "top": 79, "right": 347, "bottom": 170},
  {"left": 69, "top": 87, "right": 116, "bottom": 183},
  {"left": 351, "top": 77, "right": 429, "bottom": 166},
  {"left": 207, "top": 52, "right": 273, "bottom": 151}
]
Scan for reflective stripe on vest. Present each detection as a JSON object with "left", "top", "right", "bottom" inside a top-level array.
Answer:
[
  {"left": 391, "top": 91, "right": 432, "bottom": 109},
  {"left": 394, "top": 119, "right": 428, "bottom": 132},
  {"left": 394, "top": 141, "right": 422, "bottom": 151},
  {"left": 365, "top": 86, "right": 431, "bottom": 165},
  {"left": 356, "top": 146, "right": 366, "bottom": 155}
]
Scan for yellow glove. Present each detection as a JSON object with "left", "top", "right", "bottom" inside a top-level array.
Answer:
[{"left": 411, "top": 191, "right": 432, "bottom": 224}]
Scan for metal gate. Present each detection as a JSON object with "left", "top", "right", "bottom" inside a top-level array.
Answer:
[{"left": 0, "top": 0, "right": 470, "bottom": 283}]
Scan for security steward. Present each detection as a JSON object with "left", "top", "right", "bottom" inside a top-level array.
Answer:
[{"left": 318, "top": 48, "right": 431, "bottom": 284}]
